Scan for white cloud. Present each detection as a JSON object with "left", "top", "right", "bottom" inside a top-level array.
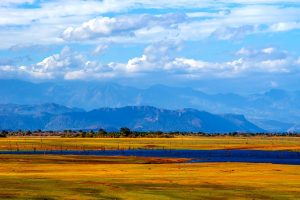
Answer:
[
  {"left": 236, "top": 48, "right": 251, "bottom": 56},
  {"left": 1, "top": 44, "right": 299, "bottom": 81},
  {"left": 113, "top": 44, "right": 298, "bottom": 79},
  {"left": 1, "top": 1, "right": 300, "bottom": 81},
  {"left": 93, "top": 44, "right": 109, "bottom": 55},
  {"left": 122, "top": 41, "right": 182, "bottom": 73},
  {"left": 269, "top": 22, "right": 300, "bottom": 32},
  {"left": 62, "top": 13, "right": 186, "bottom": 41},
  {"left": 236, "top": 47, "right": 288, "bottom": 61},
  {"left": 228, "top": 0, "right": 300, "bottom": 4},
  {"left": 0, "top": 1, "right": 299, "bottom": 47},
  {"left": 179, "top": 5, "right": 300, "bottom": 41},
  {"left": 60, "top": 5, "right": 300, "bottom": 43},
  {"left": 270, "top": 81, "right": 278, "bottom": 88},
  {"left": 34, "top": 47, "right": 84, "bottom": 74},
  {"left": 0, "top": 46, "right": 111, "bottom": 79},
  {"left": 0, "top": 41, "right": 300, "bottom": 79},
  {"left": 261, "top": 47, "right": 276, "bottom": 54},
  {"left": 0, "top": 0, "right": 35, "bottom": 6},
  {"left": 297, "top": 57, "right": 300, "bottom": 65},
  {"left": 212, "top": 25, "right": 257, "bottom": 40}
]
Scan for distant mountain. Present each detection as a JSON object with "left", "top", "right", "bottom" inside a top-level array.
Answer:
[
  {"left": 0, "top": 104, "right": 263, "bottom": 133},
  {"left": 0, "top": 103, "right": 83, "bottom": 115},
  {"left": 0, "top": 79, "right": 299, "bottom": 132},
  {"left": 0, "top": 79, "right": 141, "bottom": 109},
  {"left": 250, "top": 119, "right": 295, "bottom": 133}
]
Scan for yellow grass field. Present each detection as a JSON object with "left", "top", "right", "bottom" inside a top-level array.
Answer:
[
  {"left": 0, "top": 155, "right": 299, "bottom": 200},
  {"left": 0, "top": 137, "right": 299, "bottom": 199},
  {"left": 0, "top": 136, "right": 299, "bottom": 151}
]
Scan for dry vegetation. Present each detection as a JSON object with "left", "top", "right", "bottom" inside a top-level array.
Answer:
[
  {"left": 0, "top": 136, "right": 299, "bottom": 151},
  {"left": 0, "top": 155, "right": 299, "bottom": 200},
  {"left": 0, "top": 136, "right": 299, "bottom": 199}
]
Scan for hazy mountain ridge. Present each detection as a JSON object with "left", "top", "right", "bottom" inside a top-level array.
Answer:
[
  {"left": 0, "top": 103, "right": 83, "bottom": 115},
  {"left": 0, "top": 104, "right": 263, "bottom": 133},
  {"left": 0, "top": 79, "right": 299, "bottom": 131}
]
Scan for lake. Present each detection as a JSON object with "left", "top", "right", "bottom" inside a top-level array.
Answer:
[{"left": 1, "top": 149, "right": 300, "bottom": 165}]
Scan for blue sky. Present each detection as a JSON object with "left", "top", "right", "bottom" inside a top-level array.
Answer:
[{"left": 1, "top": 0, "right": 300, "bottom": 93}]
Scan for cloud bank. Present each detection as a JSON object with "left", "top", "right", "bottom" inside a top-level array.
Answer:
[
  {"left": 0, "top": 1, "right": 300, "bottom": 47},
  {"left": 1, "top": 43, "right": 299, "bottom": 82},
  {"left": 0, "top": 0, "right": 300, "bottom": 92}
]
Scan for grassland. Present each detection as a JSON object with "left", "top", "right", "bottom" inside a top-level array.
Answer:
[
  {"left": 0, "top": 136, "right": 299, "bottom": 151},
  {"left": 0, "top": 136, "right": 299, "bottom": 199},
  {"left": 0, "top": 154, "right": 299, "bottom": 200}
]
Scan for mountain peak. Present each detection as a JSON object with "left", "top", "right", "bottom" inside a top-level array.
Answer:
[
  {"left": 0, "top": 79, "right": 298, "bottom": 132},
  {"left": 0, "top": 104, "right": 263, "bottom": 133}
]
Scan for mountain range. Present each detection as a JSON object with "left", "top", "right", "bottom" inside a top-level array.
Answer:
[
  {"left": 0, "top": 103, "right": 263, "bottom": 133},
  {"left": 0, "top": 79, "right": 299, "bottom": 132}
]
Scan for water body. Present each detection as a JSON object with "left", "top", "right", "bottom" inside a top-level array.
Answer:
[{"left": 1, "top": 149, "right": 300, "bottom": 165}]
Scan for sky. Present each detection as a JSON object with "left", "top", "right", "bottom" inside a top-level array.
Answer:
[{"left": 0, "top": 0, "right": 300, "bottom": 93}]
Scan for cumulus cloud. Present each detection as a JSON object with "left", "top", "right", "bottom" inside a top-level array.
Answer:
[
  {"left": 0, "top": 1, "right": 300, "bottom": 48},
  {"left": 35, "top": 47, "right": 84, "bottom": 72},
  {"left": 59, "top": 4, "right": 300, "bottom": 43},
  {"left": 236, "top": 47, "right": 288, "bottom": 61},
  {"left": 0, "top": 46, "right": 111, "bottom": 80},
  {"left": 35, "top": 47, "right": 120, "bottom": 80},
  {"left": 1, "top": 43, "right": 300, "bottom": 82},
  {"left": 118, "top": 44, "right": 300, "bottom": 79},
  {"left": 62, "top": 13, "right": 187, "bottom": 41},
  {"left": 0, "top": 0, "right": 300, "bottom": 93}
]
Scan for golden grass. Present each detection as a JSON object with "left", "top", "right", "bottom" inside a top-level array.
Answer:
[
  {"left": 0, "top": 155, "right": 299, "bottom": 200},
  {"left": 0, "top": 136, "right": 299, "bottom": 151}
]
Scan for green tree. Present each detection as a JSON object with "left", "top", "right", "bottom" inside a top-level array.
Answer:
[
  {"left": 0, "top": 130, "right": 8, "bottom": 137},
  {"left": 97, "top": 129, "right": 107, "bottom": 137},
  {"left": 120, "top": 127, "right": 131, "bottom": 137}
]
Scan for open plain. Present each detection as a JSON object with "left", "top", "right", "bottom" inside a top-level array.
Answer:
[
  {"left": 0, "top": 154, "right": 299, "bottom": 200},
  {"left": 0, "top": 136, "right": 299, "bottom": 199},
  {"left": 0, "top": 136, "right": 299, "bottom": 151}
]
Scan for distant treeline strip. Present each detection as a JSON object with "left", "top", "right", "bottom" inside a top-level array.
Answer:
[{"left": 0, "top": 128, "right": 299, "bottom": 138}]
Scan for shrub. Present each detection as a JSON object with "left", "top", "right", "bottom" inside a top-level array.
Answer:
[{"left": 0, "top": 130, "right": 8, "bottom": 137}]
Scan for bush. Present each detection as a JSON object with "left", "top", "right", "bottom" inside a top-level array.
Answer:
[
  {"left": 120, "top": 127, "right": 131, "bottom": 137},
  {"left": 0, "top": 130, "right": 8, "bottom": 137}
]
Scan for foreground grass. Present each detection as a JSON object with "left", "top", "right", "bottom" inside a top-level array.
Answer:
[
  {"left": 0, "top": 136, "right": 300, "bottom": 151},
  {"left": 0, "top": 155, "right": 299, "bottom": 200}
]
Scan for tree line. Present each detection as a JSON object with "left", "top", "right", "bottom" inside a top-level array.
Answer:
[{"left": 0, "top": 128, "right": 299, "bottom": 138}]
